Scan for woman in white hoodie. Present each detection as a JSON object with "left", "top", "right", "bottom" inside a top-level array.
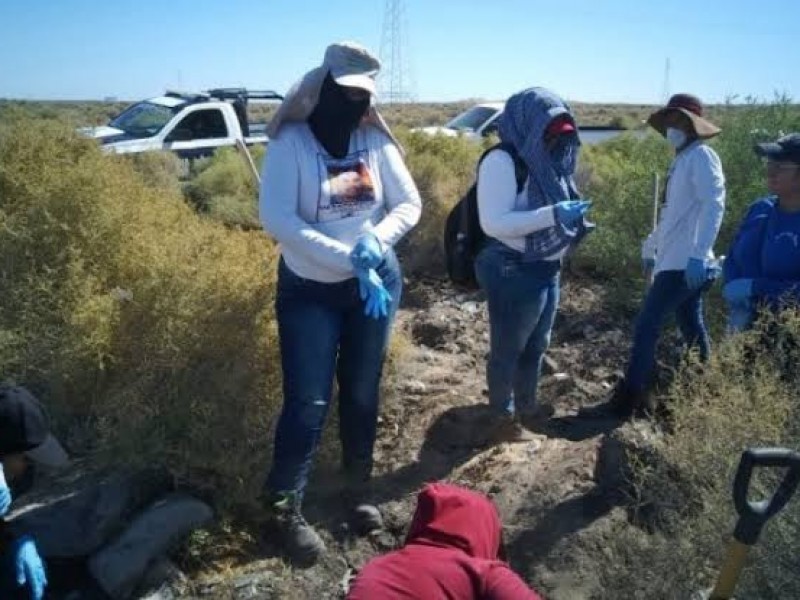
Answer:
[{"left": 259, "top": 42, "right": 421, "bottom": 564}]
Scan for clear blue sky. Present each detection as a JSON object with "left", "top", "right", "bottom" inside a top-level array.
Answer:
[{"left": 1, "top": 0, "right": 797, "bottom": 104}]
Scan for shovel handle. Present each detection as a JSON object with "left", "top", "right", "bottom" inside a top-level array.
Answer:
[
  {"left": 732, "top": 447, "right": 800, "bottom": 545},
  {"left": 710, "top": 448, "right": 800, "bottom": 599}
]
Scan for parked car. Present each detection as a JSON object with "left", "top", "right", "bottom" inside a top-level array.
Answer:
[
  {"left": 78, "top": 88, "right": 283, "bottom": 158},
  {"left": 412, "top": 101, "right": 631, "bottom": 145},
  {"left": 412, "top": 102, "right": 503, "bottom": 141}
]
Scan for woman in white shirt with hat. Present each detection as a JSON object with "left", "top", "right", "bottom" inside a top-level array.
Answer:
[
  {"left": 259, "top": 41, "right": 421, "bottom": 565},
  {"left": 581, "top": 93, "right": 726, "bottom": 419}
]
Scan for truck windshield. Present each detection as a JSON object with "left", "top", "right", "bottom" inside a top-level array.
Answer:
[
  {"left": 446, "top": 106, "right": 499, "bottom": 132},
  {"left": 110, "top": 102, "right": 179, "bottom": 137}
]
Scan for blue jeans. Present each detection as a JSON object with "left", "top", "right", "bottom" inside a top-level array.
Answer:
[
  {"left": 475, "top": 241, "right": 561, "bottom": 417},
  {"left": 625, "top": 269, "right": 711, "bottom": 394},
  {"left": 266, "top": 252, "right": 401, "bottom": 497}
]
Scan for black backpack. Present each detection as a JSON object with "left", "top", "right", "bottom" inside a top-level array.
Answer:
[{"left": 444, "top": 143, "right": 528, "bottom": 289}]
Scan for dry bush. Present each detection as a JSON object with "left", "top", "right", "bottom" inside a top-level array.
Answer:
[
  {"left": 394, "top": 129, "right": 483, "bottom": 276},
  {"left": 0, "top": 118, "right": 282, "bottom": 508},
  {"left": 183, "top": 145, "right": 264, "bottom": 229},
  {"left": 598, "top": 312, "right": 800, "bottom": 598},
  {"left": 0, "top": 99, "right": 131, "bottom": 127},
  {"left": 123, "top": 150, "right": 186, "bottom": 194},
  {"left": 0, "top": 118, "right": 414, "bottom": 513}
]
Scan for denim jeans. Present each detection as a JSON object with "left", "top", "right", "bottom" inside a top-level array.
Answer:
[
  {"left": 266, "top": 252, "right": 401, "bottom": 498},
  {"left": 475, "top": 241, "right": 561, "bottom": 417},
  {"left": 625, "top": 269, "right": 711, "bottom": 394}
]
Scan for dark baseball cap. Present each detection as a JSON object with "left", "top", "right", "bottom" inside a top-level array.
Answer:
[
  {"left": 0, "top": 385, "right": 68, "bottom": 466},
  {"left": 754, "top": 133, "right": 800, "bottom": 164}
]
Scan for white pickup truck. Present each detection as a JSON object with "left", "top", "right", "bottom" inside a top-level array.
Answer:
[{"left": 79, "top": 88, "right": 283, "bottom": 158}]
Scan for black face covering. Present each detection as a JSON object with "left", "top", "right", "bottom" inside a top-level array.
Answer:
[{"left": 307, "top": 73, "right": 370, "bottom": 159}]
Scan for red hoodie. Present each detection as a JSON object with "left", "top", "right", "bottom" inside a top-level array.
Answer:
[{"left": 347, "top": 483, "right": 542, "bottom": 600}]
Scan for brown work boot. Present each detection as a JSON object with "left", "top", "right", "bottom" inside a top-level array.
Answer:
[
  {"left": 268, "top": 491, "right": 325, "bottom": 566},
  {"left": 577, "top": 381, "right": 646, "bottom": 419},
  {"left": 488, "top": 413, "right": 537, "bottom": 443}
]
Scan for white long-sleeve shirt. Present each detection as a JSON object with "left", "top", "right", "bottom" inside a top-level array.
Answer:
[
  {"left": 259, "top": 123, "right": 422, "bottom": 282},
  {"left": 476, "top": 149, "right": 565, "bottom": 261},
  {"left": 642, "top": 141, "right": 726, "bottom": 274}
]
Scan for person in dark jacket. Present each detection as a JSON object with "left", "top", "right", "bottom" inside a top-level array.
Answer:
[
  {"left": 346, "top": 482, "right": 541, "bottom": 600},
  {"left": 0, "top": 384, "right": 69, "bottom": 600},
  {"left": 1, "top": 385, "right": 212, "bottom": 600}
]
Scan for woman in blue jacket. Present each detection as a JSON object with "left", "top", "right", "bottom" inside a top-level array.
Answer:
[{"left": 723, "top": 134, "right": 800, "bottom": 330}]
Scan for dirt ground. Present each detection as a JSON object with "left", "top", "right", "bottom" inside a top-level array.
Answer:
[{"left": 181, "top": 274, "right": 650, "bottom": 600}]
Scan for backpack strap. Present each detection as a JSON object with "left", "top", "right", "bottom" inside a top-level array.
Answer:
[
  {"left": 463, "top": 144, "right": 529, "bottom": 244},
  {"left": 478, "top": 142, "right": 528, "bottom": 193}
]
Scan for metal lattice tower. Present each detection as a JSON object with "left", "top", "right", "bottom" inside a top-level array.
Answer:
[
  {"left": 378, "top": 0, "right": 415, "bottom": 104},
  {"left": 661, "top": 58, "right": 671, "bottom": 103}
]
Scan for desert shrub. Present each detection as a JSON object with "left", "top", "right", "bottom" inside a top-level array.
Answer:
[
  {"left": 0, "top": 117, "right": 415, "bottom": 511},
  {"left": 0, "top": 100, "right": 130, "bottom": 127},
  {"left": 576, "top": 132, "right": 672, "bottom": 280},
  {"left": 0, "top": 117, "right": 282, "bottom": 508},
  {"left": 183, "top": 145, "right": 264, "bottom": 229},
  {"left": 598, "top": 311, "right": 800, "bottom": 598},
  {"left": 123, "top": 150, "right": 186, "bottom": 194},
  {"left": 395, "top": 128, "right": 483, "bottom": 275}
]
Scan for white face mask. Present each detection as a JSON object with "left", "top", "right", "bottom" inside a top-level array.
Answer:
[{"left": 666, "top": 127, "right": 687, "bottom": 149}]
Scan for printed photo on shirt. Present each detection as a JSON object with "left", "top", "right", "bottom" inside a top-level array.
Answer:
[{"left": 317, "top": 151, "right": 376, "bottom": 222}]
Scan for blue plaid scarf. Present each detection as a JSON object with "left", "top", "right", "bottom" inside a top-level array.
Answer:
[{"left": 498, "top": 87, "right": 582, "bottom": 261}]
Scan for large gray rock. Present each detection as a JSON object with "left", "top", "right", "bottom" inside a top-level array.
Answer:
[
  {"left": 8, "top": 467, "right": 171, "bottom": 558},
  {"left": 89, "top": 494, "right": 213, "bottom": 599}
]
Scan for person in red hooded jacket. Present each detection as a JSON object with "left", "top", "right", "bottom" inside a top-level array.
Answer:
[{"left": 346, "top": 482, "right": 541, "bottom": 600}]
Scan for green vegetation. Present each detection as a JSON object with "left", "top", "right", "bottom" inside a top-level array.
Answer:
[
  {"left": 1, "top": 98, "right": 800, "bottom": 596},
  {"left": 182, "top": 145, "right": 265, "bottom": 229},
  {"left": 573, "top": 98, "right": 800, "bottom": 598},
  {"left": 0, "top": 99, "right": 130, "bottom": 126},
  {"left": 599, "top": 311, "right": 800, "bottom": 598},
  {"left": 2, "top": 98, "right": 659, "bottom": 131},
  {"left": 0, "top": 118, "right": 282, "bottom": 508},
  {"left": 394, "top": 128, "right": 485, "bottom": 274}
]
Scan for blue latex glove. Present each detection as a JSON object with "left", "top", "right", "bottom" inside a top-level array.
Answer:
[
  {"left": 684, "top": 258, "right": 707, "bottom": 290},
  {"left": 13, "top": 536, "right": 47, "bottom": 600},
  {"left": 356, "top": 268, "right": 392, "bottom": 320},
  {"left": 0, "top": 485, "right": 10, "bottom": 517},
  {"left": 723, "top": 278, "right": 754, "bottom": 304},
  {"left": 727, "top": 300, "right": 753, "bottom": 333},
  {"left": 641, "top": 257, "right": 655, "bottom": 276},
  {"left": 553, "top": 200, "right": 592, "bottom": 228},
  {"left": 0, "top": 464, "right": 11, "bottom": 517},
  {"left": 349, "top": 233, "right": 384, "bottom": 271}
]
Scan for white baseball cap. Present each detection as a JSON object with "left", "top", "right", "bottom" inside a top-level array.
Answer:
[{"left": 322, "top": 41, "right": 381, "bottom": 96}]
